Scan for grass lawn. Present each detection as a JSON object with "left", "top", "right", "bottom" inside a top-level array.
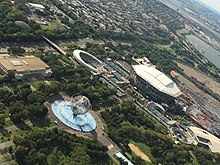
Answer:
[
  {"left": 48, "top": 120, "right": 56, "bottom": 127},
  {"left": 41, "top": 21, "right": 59, "bottom": 30},
  {"left": 41, "top": 17, "right": 67, "bottom": 30},
  {"left": 156, "top": 43, "right": 176, "bottom": 55},
  {"left": 4, "top": 120, "right": 14, "bottom": 127},
  {"left": 0, "top": 133, "right": 10, "bottom": 143},
  {"left": 31, "top": 81, "right": 45, "bottom": 89},
  {"left": 23, "top": 52, "right": 35, "bottom": 56},
  {"left": 130, "top": 141, "right": 156, "bottom": 164},
  {"left": 98, "top": 114, "right": 108, "bottom": 133}
]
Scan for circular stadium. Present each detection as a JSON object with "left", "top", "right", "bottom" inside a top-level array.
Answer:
[
  {"left": 51, "top": 95, "right": 96, "bottom": 132},
  {"left": 73, "top": 50, "right": 105, "bottom": 74}
]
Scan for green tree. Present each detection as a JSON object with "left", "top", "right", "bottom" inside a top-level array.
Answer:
[
  {"left": 0, "top": 114, "right": 5, "bottom": 126},
  {"left": 71, "top": 144, "right": 91, "bottom": 165},
  {"left": 9, "top": 101, "right": 28, "bottom": 122},
  {"left": 8, "top": 46, "right": 25, "bottom": 55}
]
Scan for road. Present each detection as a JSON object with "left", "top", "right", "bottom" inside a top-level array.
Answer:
[{"left": 43, "top": 37, "right": 67, "bottom": 55}]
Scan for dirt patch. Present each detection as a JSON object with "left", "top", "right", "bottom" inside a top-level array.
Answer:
[
  {"left": 176, "top": 62, "right": 220, "bottom": 96},
  {"left": 128, "top": 143, "right": 151, "bottom": 162}
]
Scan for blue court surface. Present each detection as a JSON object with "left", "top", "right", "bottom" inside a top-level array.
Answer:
[{"left": 52, "top": 100, "right": 96, "bottom": 132}]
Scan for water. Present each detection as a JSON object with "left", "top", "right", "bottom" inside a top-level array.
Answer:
[{"left": 186, "top": 34, "right": 220, "bottom": 68}]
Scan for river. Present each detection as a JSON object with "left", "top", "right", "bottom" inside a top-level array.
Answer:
[{"left": 186, "top": 34, "right": 220, "bottom": 68}]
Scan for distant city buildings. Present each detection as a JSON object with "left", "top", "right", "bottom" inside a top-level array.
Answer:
[
  {"left": 14, "top": 0, "right": 27, "bottom": 5},
  {"left": 187, "top": 104, "right": 220, "bottom": 137},
  {"left": 0, "top": 56, "right": 52, "bottom": 80}
]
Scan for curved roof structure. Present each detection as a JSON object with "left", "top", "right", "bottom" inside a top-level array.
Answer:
[
  {"left": 51, "top": 96, "right": 96, "bottom": 132},
  {"left": 73, "top": 50, "right": 105, "bottom": 74},
  {"left": 133, "top": 65, "right": 181, "bottom": 98},
  {"left": 189, "top": 126, "right": 220, "bottom": 153}
]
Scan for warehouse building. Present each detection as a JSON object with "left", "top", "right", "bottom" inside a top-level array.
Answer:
[{"left": 0, "top": 56, "right": 52, "bottom": 80}]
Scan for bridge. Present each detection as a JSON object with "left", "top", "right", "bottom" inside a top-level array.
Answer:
[{"left": 43, "top": 37, "right": 66, "bottom": 56}]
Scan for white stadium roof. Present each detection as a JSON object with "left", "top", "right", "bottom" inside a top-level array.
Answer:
[
  {"left": 73, "top": 50, "right": 105, "bottom": 74},
  {"left": 133, "top": 65, "right": 181, "bottom": 98}
]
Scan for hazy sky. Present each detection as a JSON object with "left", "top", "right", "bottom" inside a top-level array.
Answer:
[{"left": 197, "top": 0, "right": 220, "bottom": 12}]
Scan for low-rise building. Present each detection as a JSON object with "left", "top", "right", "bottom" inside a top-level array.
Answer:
[
  {"left": 0, "top": 56, "right": 52, "bottom": 80},
  {"left": 168, "top": 120, "right": 220, "bottom": 153}
]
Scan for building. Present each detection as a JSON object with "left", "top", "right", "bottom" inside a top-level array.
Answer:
[
  {"left": 73, "top": 50, "right": 106, "bottom": 74},
  {"left": 168, "top": 120, "right": 220, "bottom": 153},
  {"left": 148, "top": 101, "right": 166, "bottom": 112},
  {"left": 51, "top": 95, "right": 96, "bottom": 132},
  {"left": 27, "top": 3, "right": 45, "bottom": 11},
  {"left": 115, "top": 152, "right": 134, "bottom": 165},
  {"left": 0, "top": 56, "right": 52, "bottom": 79},
  {"left": 132, "top": 64, "right": 181, "bottom": 104},
  {"left": 14, "top": 0, "right": 27, "bottom": 5},
  {"left": 189, "top": 126, "right": 220, "bottom": 153}
]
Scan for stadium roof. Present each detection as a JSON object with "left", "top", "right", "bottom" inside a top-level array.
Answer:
[
  {"left": 132, "top": 65, "right": 181, "bottom": 98},
  {"left": 73, "top": 50, "right": 105, "bottom": 74},
  {"left": 189, "top": 126, "right": 220, "bottom": 153},
  {"left": 28, "top": 3, "right": 45, "bottom": 9}
]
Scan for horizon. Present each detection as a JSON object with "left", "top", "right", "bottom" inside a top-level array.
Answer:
[{"left": 196, "top": 0, "right": 220, "bottom": 12}]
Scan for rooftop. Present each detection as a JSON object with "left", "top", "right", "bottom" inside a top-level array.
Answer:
[
  {"left": 0, "top": 56, "right": 50, "bottom": 72},
  {"left": 27, "top": 3, "right": 45, "bottom": 10},
  {"left": 52, "top": 100, "right": 96, "bottom": 132},
  {"left": 189, "top": 126, "right": 220, "bottom": 153},
  {"left": 133, "top": 65, "right": 181, "bottom": 98}
]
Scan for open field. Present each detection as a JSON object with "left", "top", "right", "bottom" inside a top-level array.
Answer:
[
  {"left": 129, "top": 143, "right": 151, "bottom": 162},
  {"left": 129, "top": 141, "right": 155, "bottom": 164},
  {"left": 176, "top": 62, "right": 220, "bottom": 96}
]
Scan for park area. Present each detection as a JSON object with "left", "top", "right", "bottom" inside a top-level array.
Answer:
[{"left": 129, "top": 141, "right": 156, "bottom": 165}]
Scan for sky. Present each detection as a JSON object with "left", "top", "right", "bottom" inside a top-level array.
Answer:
[{"left": 197, "top": 0, "right": 220, "bottom": 12}]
